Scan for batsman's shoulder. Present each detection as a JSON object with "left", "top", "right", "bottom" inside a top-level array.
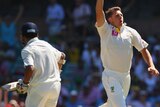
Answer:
[{"left": 21, "top": 47, "right": 33, "bottom": 55}]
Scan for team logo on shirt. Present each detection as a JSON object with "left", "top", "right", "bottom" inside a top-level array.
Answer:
[
  {"left": 110, "top": 86, "right": 115, "bottom": 93},
  {"left": 112, "top": 27, "right": 118, "bottom": 36}
]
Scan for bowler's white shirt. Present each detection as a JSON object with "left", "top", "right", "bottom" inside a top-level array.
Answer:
[
  {"left": 96, "top": 21, "right": 148, "bottom": 73},
  {"left": 21, "top": 37, "right": 62, "bottom": 86}
]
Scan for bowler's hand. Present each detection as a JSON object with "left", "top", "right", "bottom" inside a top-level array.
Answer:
[{"left": 148, "top": 67, "right": 159, "bottom": 76}]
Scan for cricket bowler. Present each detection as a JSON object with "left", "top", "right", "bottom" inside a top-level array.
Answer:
[{"left": 95, "top": 0, "right": 159, "bottom": 107}]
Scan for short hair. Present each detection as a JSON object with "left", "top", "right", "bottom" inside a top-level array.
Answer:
[{"left": 105, "top": 6, "right": 121, "bottom": 21}]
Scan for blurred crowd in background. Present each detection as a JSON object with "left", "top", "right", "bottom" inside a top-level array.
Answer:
[{"left": 0, "top": 0, "right": 160, "bottom": 107}]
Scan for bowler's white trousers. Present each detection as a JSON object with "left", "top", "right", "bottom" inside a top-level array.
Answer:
[
  {"left": 25, "top": 81, "right": 61, "bottom": 107},
  {"left": 100, "top": 68, "right": 131, "bottom": 107}
]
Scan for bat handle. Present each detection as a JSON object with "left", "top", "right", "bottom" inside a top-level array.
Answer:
[{"left": 18, "top": 79, "right": 23, "bottom": 84}]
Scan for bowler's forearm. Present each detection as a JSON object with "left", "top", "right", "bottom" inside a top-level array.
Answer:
[
  {"left": 96, "top": 0, "right": 106, "bottom": 27},
  {"left": 141, "top": 48, "right": 155, "bottom": 68},
  {"left": 96, "top": 0, "right": 104, "bottom": 12}
]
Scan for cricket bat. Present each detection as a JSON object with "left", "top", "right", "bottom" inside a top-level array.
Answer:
[
  {"left": 99, "top": 102, "right": 108, "bottom": 107},
  {"left": 1, "top": 81, "right": 18, "bottom": 91}
]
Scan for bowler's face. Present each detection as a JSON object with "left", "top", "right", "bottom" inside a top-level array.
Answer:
[{"left": 109, "top": 10, "right": 124, "bottom": 28}]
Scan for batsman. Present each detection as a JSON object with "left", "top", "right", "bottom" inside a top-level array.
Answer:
[
  {"left": 17, "top": 22, "right": 66, "bottom": 107},
  {"left": 95, "top": 0, "right": 159, "bottom": 107}
]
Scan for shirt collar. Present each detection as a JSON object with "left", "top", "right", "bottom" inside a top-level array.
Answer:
[
  {"left": 27, "top": 37, "right": 39, "bottom": 45},
  {"left": 111, "top": 23, "right": 126, "bottom": 33}
]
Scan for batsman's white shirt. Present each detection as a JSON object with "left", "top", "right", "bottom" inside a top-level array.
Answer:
[
  {"left": 21, "top": 37, "right": 61, "bottom": 86},
  {"left": 21, "top": 37, "right": 62, "bottom": 107},
  {"left": 96, "top": 21, "right": 148, "bottom": 73}
]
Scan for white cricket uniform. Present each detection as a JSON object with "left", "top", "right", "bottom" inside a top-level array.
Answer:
[
  {"left": 96, "top": 21, "right": 148, "bottom": 107},
  {"left": 21, "top": 37, "right": 62, "bottom": 107}
]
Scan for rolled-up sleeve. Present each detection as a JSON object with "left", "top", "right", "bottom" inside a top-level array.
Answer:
[
  {"left": 21, "top": 49, "right": 34, "bottom": 67},
  {"left": 52, "top": 47, "right": 62, "bottom": 62},
  {"left": 95, "top": 21, "right": 110, "bottom": 38},
  {"left": 131, "top": 29, "right": 148, "bottom": 51}
]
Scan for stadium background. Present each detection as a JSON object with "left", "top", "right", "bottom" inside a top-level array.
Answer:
[{"left": 0, "top": 0, "right": 160, "bottom": 106}]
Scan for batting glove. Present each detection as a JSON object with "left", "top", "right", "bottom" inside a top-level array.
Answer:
[{"left": 16, "top": 79, "right": 29, "bottom": 94}]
